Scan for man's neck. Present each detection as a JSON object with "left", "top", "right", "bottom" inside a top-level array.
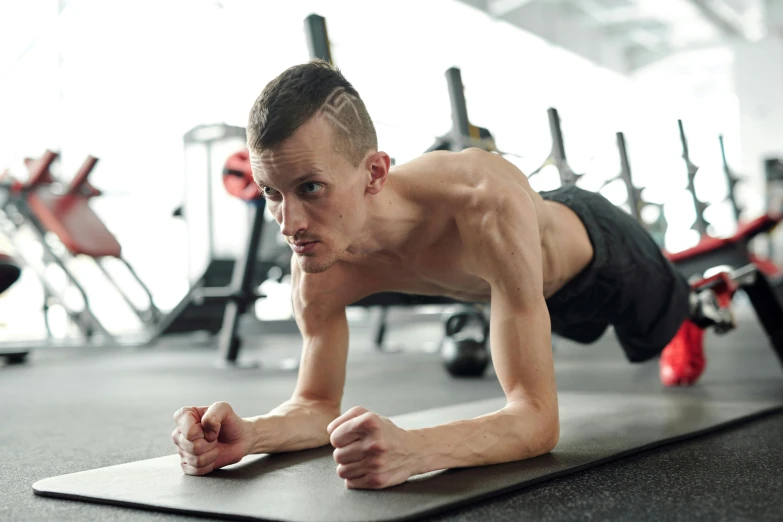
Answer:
[{"left": 345, "top": 176, "right": 422, "bottom": 260}]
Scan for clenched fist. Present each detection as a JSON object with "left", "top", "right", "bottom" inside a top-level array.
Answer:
[
  {"left": 171, "top": 401, "right": 253, "bottom": 475},
  {"left": 327, "top": 406, "right": 419, "bottom": 490}
]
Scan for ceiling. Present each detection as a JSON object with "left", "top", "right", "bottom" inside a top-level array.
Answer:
[
  {"left": 456, "top": 0, "right": 770, "bottom": 74},
  {"left": 1, "top": 0, "right": 776, "bottom": 94}
]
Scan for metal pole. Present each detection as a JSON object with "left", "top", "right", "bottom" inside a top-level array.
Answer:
[
  {"left": 218, "top": 201, "right": 266, "bottom": 365},
  {"left": 616, "top": 132, "right": 642, "bottom": 222},
  {"left": 304, "top": 14, "right": 333, "bottom": 63},
  {"left": 445, "top": 67, "right": 471, "bottom": 150}
]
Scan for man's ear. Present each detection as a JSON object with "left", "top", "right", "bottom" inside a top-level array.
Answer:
[{"left": 365, "top": 152, "right": 391, "bottom": 195}]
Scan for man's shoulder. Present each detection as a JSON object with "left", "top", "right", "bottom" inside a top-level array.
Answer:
[
  {"left": 397, "top": 149, "right": 493, "bottom": 202},
  {"left": 405, "top": 148, "right": 490, "bottom": 175},
  {"left": 398, "top": 148, "right": 546, "bottom": 225},
  {"left": 292, "top": 260, "right": 382, "bottom": 309}
]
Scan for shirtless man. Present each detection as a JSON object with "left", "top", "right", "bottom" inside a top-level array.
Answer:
[{"left": 171, "top": 60, "right": 707, "bottom": 490}]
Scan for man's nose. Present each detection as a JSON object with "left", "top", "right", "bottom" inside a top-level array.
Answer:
[{"left": 278, "top": 199, "right": 307, "bottom": 237}]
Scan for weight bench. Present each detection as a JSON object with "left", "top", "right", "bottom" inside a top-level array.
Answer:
[
  {"left": 2, "top": 151, "right": 161, "bottom": 342},
  {"left": 666, "top": 213, "right": 782, "bottom": 281},
  {"left": 1, "top": 151, "right": 108, "bottom": 340},
  {"left": 666, "top": 214, "right": 783, "bottom": 368},
  {"left": 33, "top": 154, "right": 162, "bottom": 333}
]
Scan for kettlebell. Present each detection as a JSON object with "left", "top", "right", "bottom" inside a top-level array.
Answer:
[{"left": 441, "top": 308, "right": 490, "bottom": 378}]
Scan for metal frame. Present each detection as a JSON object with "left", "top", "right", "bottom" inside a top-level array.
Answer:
[
  {"left": 528, "top": 107, "right": 581, "bottom": 187},
  {"left": 0, "top": 184, "right": 112, "bottom": 342},
  {"left": 615, "top": 132, "right": 643, "bottom": 222},
  {"left": 719, "top": 135, "right": 742, "bottom": 222},
  {"left": 678, "top": 119, "right": 710, "bottom": 236},
  {"left": 95, "top": 258, "right": 162, "bottom": 325}
]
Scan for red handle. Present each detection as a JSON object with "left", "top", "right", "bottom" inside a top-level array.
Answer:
[
  {"left": 26, "top": 150, "right": 59, "bottom": 188},
  {"left": 67, "top": 155, "right": 99, "bottom": 195}
]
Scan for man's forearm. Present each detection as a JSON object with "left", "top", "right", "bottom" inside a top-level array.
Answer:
[
  {"left": 246, "top": 398, "right": 341, "bottom": 454},
  {"left": 407, "top": 401, "right": 559, "bottom": 475}
]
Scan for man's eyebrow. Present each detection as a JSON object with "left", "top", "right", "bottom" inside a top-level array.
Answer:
[{"left": 256, "top": 172, "right": 324, "bottom": 189}]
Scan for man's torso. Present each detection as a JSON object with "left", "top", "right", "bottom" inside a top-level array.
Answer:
[{"left": 302, "top": 150, "right": 594, "bottom": 306}]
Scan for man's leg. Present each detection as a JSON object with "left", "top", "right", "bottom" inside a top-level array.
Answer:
[
  {"left": 603, "top": 219, "right": 693, "bottom": 366},
  {"left": 660, "top": 273, "right": 739, "bottom": 386},
  {"left": 556, "top": 319, "right": 610, "bottom": 345},
  {"left": 542, "top": 186, "right": 692, "bottom": 369}
]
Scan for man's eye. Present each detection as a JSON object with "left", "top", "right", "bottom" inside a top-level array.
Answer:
[
  {"left": 262, "top": 186, "right": 279, "bottom": 197},
  {"left": 302, "top": 182, "right": 323, "bottom": 194}
]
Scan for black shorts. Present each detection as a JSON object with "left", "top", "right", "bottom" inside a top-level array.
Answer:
[{"left": 541, "top": 186, "right": 691, "bottom": 363}]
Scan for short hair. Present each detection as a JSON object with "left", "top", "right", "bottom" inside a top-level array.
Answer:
[{"left": 247, "top": 60, "right": 377, "bottom": 167}]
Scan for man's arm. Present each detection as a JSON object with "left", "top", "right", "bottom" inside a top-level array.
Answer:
[
  {"left": 245, "top": 257, "right": 353, "bottom": 454},
  {"left": 408, "top": 152, "right": 559, "bottom": 473}
]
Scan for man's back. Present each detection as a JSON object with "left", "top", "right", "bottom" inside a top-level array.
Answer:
[{"left": 297, "top": 148, "right": 594, "bottom": 309}]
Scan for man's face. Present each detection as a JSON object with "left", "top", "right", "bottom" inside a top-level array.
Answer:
[{"left": 251, "top": 115, "right": 368, "bottom": 274}]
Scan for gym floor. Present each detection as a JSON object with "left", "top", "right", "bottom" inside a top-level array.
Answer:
[{"left": 3, "top": 304, "right": 782, "bottom": 522}]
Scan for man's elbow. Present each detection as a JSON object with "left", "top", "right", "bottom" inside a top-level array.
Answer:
[
  {"left": 538, "top": 416, "right": 560, "bottom": 454},
  {"left": 508, "top": 405, "right": 560, "bottom": 458}
]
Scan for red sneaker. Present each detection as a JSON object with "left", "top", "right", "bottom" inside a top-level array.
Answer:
[{"left": 659, "top": 320, "right": 706, "bottom": 387}]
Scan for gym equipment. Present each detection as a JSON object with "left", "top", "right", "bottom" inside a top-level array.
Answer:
[
  {"left": 0, "top": 350, "right": 28, "bottom": 364},
  {"left": 764, "top": 157, "right": 783, "bottom": 266},
  {"left": 717, "top": 136, "right": 783, "bottom": 274},
  {"left": 667, "top": 129, "right": 782, "bottom": 280},
  {"left": 631, "top": 124, "right": 783, "bottom": 370},
  {"left": 441, "top": 306, "right": 491, "bottom": 377},
  {"left": 304, "top": 14, "right": 332, "bottom": 63},
  {"left": 0, "top": 252, "right": 20, "bottom": 294},
  {"left": 611, "top": 132, "right": 644, "bottom": 223},
  {"left": 2, "top": 150, "right": 200, "bottom": 347},
  {"left": 0, "top": 253, "right": 28, "bottom": 364},
  {"left": 32, "top": 393, "right": 781, "bottom": 522},
  {"left": 156, "top": 123, "right": 260, "bottom": 338},
  {"left": 678, "top": 120, "right": 711, "bottom": 236},
  {"left": 208, "top": 152, "right": 270, "bottom": 367},
  {"left": 667, "top": 220, "right": 783, "bottom": 366},
  {"left": 664, "top": 130, "right": 783, "bottom": 283},
  {"left": 765, "top": 156, "right": 783, "bottom": 214},
  {"left": 697, "top": 263, "right": 783, "bottom": 367},
  {"left": 527, "top": 108, "right": 583, "bottom": 188},
  {"left": 529, "top": 109, "right": 668, "bottom": 246},
  {"left": 442, "top": 335, "right": 490, "bottom": 378},
  {"left": 155, "top": 123, "right": 282, "bottom": 365},
  {"left": 425, "top": 68, "right": 497, "bottom": 153},
  {"left": 719, "top": 135, "right": 743, "bottom": 222},
  {"left": 28, "top": 156, "right": 162, "bottom": 325},
  {"left": 4, "top": 152, "right": 162, "bottom": 340},
  {"left": 1, "top": 151, "right": 114, "bottom": 341},
  {"left": 680, "top": 129, "right": 749, "bottom": 236},
  {"left": 221, "top": 150, "right": 260, "bottom": 202},
  {"left": 609, "top": 132, "right": 667, "bottom": 245}
]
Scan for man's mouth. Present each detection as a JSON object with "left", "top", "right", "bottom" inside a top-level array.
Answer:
[{"left": 291, "top": 241, "right": 318, "bottom": 254}]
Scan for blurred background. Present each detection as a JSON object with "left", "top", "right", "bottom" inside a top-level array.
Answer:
[{"left": 1, "top": 0, "right": 782, "bottom": 343}]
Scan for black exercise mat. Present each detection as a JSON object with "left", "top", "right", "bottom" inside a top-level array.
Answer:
[{"left": 33, "top": 393, "right": 781, "bottom": 522}]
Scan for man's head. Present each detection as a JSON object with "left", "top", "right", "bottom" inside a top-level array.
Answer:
[{"left": 247, "top": 60, "right": 389, "bottom": 274}]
